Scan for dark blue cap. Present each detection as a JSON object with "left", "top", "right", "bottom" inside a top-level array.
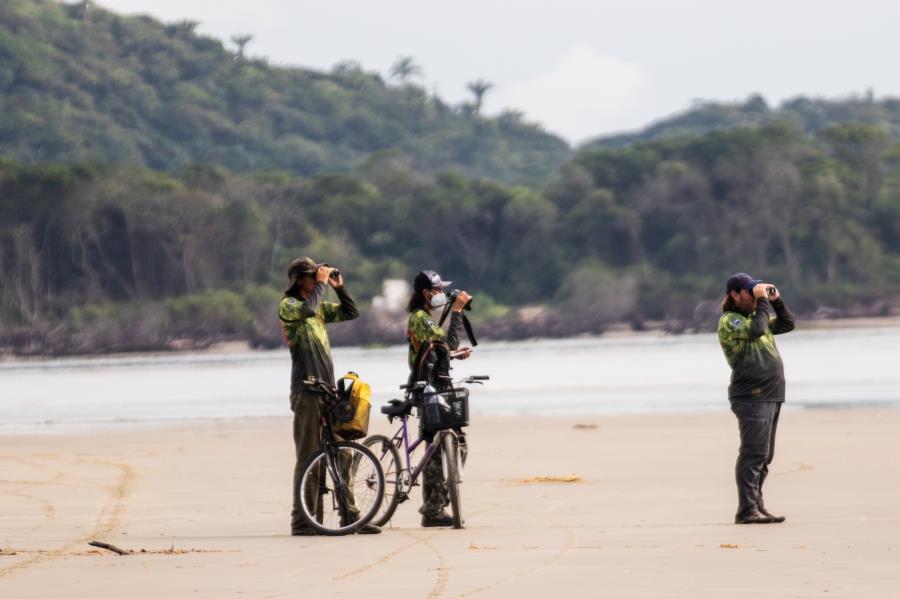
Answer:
[{"left": 726, "top": 272, "right": 763, "bottom": 293}]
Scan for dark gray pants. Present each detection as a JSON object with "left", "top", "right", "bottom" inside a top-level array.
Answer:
[{"left": 730, "top": 400, "right": 782, "bottom": 520}]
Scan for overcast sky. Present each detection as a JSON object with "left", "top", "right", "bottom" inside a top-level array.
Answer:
[{"left": 95, "top": 0, "right": 900, "bottom": 144}]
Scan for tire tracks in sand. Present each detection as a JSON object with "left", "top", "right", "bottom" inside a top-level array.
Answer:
[
  {"left": 448, "top": 513, "right": 575, "bottom": 599},
  {"left": 326, "top": 501, "right": 514, "bottom": 598},
  {"left": 0, "top": 455, "right": 135, "bottom": 579}
]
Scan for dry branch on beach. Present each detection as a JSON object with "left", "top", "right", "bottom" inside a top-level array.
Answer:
[{"left": 88, "top": 541, "right": 130, "bottom": 555}]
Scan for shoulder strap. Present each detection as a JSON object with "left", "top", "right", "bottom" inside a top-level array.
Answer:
[{"left": 437, "top": 305, "right": 478, "bottom": 347}]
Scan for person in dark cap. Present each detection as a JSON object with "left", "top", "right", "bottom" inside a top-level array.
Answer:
[
  {"left": 279, "top": 257, "right": 379, "bottom": 535},
  {"left": 406, "top": 270, "right": 472, "bottom": 527},
  {"left": 717, "top": 272, "right": 795, "bottom": 524}
]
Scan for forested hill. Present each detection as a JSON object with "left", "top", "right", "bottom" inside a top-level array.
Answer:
[
  {"left": 584, "top": 94, "right": 900, "bottom": 150},
  {"left": 0, "top": 0, "right": 570, "bottom": 184}
]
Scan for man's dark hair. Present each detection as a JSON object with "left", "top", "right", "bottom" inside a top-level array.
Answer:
[
  {"left": 721, "top": 293, "right": 737, "bottom": 312},
  {"left": 285, "top": 282, "right": 302, "bottom": 300},
  {"left": 284, "top": 270, "right": 313, "bottom": 300}
]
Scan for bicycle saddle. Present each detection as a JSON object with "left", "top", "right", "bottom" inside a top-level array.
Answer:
[{"left": 381, "top": 398, "right": 412, "bottom": 416}]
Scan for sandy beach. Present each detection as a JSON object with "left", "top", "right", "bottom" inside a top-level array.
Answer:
[{"left": 1, "top": 409, "right": 898, "bottom": 598}]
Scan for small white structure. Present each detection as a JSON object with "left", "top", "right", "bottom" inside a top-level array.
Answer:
[{"left": 371, "top": 279, "right": 410, "bottom": 315}]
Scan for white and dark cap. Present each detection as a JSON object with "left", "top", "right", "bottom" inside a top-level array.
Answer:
[{"left": 414, "top": 270, "right": 451, "bottom": 293}]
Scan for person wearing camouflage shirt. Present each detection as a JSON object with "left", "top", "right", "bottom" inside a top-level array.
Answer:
[
  {"left": 717, "top": 272, "right": 795, "bottom": 525},
  {"left": 406, "top": 270, "right": 471, "bottom": 527},
  {"left": 279, "top": 257, "right": 379, "bottom": 535}
]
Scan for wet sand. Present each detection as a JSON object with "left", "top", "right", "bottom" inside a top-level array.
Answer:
[{"left": 2, "top": 410, "right": 898, "bottom": 598}]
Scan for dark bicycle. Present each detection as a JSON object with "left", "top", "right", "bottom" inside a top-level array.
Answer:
[
  {"left": 363, "top": 374, "right": 489, "bottom": 529},
  {"left": 295, "top": 381, "right": 384, "bottom": 536}
]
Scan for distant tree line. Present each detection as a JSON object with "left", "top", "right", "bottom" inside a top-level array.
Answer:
[
  {"left": 1, "top": 121, "right": 898, "bottom": 354},
  {"left": 585, "top": 93, "right": 900, "bottom": 150}
]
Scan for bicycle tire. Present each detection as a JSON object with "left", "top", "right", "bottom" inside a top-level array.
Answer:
[
  {"left": 441, "top": 432, "right": 464, "bottom": 529},
  {"left": 297, "top": 441, "right": 384, "bottom": 536},
  {"left": 362, "top": 434, "right": 403, "bottom": 527}
]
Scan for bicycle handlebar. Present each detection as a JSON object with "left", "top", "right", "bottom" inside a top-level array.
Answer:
[
  {"left": 401, "top": 376, "right": 490, "bottom": 393},
  {"left": 306, "top": 379, "right": 338, "bottom": 399},
  {"left": 399, "top": 381, "right": 426, "bottom": 391}
]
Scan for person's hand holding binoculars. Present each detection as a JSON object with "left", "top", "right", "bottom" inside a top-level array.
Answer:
[
  {"left": 752, "top": 283, "right": 779, "bottom": 301},
  {"left": 452, "top": 290, "right": 472, "bottom": 313},
  {"left": 316, "top": 265, "right": 343, "bottom": 288}
]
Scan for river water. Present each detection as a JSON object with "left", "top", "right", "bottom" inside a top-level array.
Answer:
[{"left": 1, "top": 326, "right": 898, "bottom": 433}]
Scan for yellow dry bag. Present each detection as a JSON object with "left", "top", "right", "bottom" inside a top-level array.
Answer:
[{"left": 334, "top": 372, "right": 371, "bottom": 440}]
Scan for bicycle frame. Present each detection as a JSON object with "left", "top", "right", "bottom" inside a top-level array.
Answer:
[
  {"left": 384, "top": 411, "right": 444, "bottom": 493},
  {"left": 311, "top": 384, "right": 356, "bottom": 523}
]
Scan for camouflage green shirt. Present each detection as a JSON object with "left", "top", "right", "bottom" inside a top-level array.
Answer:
[
  {"left": 717, "top": 298, "right": 795, "bottom": 401},
  {"left": 279, "top": 283, "right": 359, "bottom": 395},
  {"left": 407, "top": 309, "right": 461, "bottom": 369}
]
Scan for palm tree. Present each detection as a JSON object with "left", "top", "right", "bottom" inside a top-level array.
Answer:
[
  {"left": 231, "top": 34, "right": 254, "bottom": 61},
  {"left": 71, "top": 0, "right": 91, "bottom": 20},
  {"left": 167, "top": 20, "right": 200, "bottom": 37},
  {"left": 178, "top": 20, "right": 201, "bottom": 34},
  {"left": 466, "top": 79, "right": 494, "bottom": 115},
  {"left": 389, "top": 56, "right": 422, "bottom": 84}
]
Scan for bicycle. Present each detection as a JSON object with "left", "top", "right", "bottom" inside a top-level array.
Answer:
[
  {"left": 295, "top": 381, "right": 385, "bottom": 536},
  {"left": 363, "top": 374, "right": 490, "bottom": 529}
]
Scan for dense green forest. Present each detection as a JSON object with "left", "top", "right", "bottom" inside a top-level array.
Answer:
[
  {"left": 1, "top": 1, "right": 899, "bottom": 355},
  {"left": 0, "top": 0, "right": 570, "bottom": 185},
  {"left": 2, "top": 121, "right": 899, "bottom": 354},
  {"left": 585, "top": 94, "right": 900, "bottom": 150}
]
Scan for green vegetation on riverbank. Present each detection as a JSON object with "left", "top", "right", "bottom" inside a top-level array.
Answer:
[{"left": 2, "top": 120, "right": 899, "bottom": 354}]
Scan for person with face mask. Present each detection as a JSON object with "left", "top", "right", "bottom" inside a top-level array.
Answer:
[{"left": 406, "top": 270, "right": 472, "bottom": 527}]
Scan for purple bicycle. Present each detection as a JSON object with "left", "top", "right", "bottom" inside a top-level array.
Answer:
[{"left": 363, "top": 375, "right": 490, "bottom": 529}]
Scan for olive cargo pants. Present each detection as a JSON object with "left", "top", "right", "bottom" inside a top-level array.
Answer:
[{"left": 291, "top": 391, "right": 359, "bottom": 533}]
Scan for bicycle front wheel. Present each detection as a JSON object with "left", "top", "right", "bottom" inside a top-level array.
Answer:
[
  {"left": 297, "top": 441, "right": 384, "bottom": 536},
  {"left": 441, "top": 432, "right": 464, "bottom": 529},
  {"left": 363, "top": 434, "right": 403, "bottom": 527}
]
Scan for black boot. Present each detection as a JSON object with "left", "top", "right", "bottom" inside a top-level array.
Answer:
[
  {"left": 355, "top": 523, "right": 382, "bottom": 534},
  {"left": 421, "top": 511, "right": 455, "bottom": 527},
  {"left": 758, "top": 506, "right": 786, "bottom": 523},
  {"left": 735, "top": 510, "right": 776, "bottom": 524}
]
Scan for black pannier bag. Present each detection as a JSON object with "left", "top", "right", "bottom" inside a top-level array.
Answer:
[{"left": 422, "top": 387, "right": 469, "bottom": 434}]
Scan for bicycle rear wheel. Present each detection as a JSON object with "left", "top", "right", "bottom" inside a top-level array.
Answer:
[
  {"left": 362, "top": 434, "right": 403, "bottom": 527},
  {"left": 297, "top": 441, "right": 384, "bottom": 535},
  {"left": 441, "top": 432, "right": 464, "bottom": 529}
]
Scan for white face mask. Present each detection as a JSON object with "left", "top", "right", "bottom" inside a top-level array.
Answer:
[{"left": 429, "top": 292, "right": 447, "bottom": 308}]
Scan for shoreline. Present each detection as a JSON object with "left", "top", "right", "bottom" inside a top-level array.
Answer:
[
  {"left": 2, "top": 313, "right": 900, "bottom": 362},
  {"left": 4, "top": 400, "right": 900, "bottom": 437}
]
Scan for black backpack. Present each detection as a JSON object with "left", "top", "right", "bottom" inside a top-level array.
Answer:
[{"left": 408, "top": 340, "right": 452, "bottom": 395}]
